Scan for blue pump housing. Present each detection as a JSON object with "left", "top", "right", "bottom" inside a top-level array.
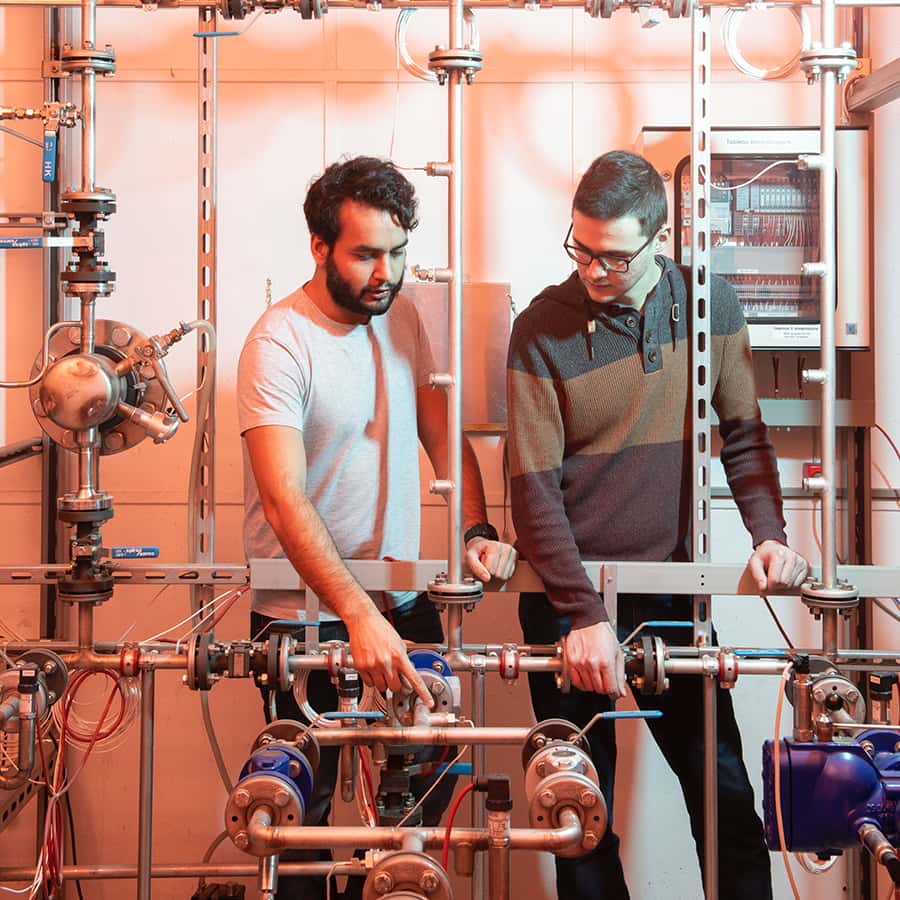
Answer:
[
  {"left": 237, "top": 745, "right": 315, "bottom": 824},
  {"left": 762, "top": 730, "right": 900, "bottom": 853}
]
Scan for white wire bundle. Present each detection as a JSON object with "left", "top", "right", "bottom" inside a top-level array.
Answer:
[
  {"left": 291, "top": 660, "right": 383, "bottom": 727},
  {"left": 49, "top": 675, "right": 141, "bottom": 755},
  {"left": 721, "top": 6, "right": 810, "bottom": 81},
  {"left": 138, "top": 585, "right": 249, "bottom": 647}
]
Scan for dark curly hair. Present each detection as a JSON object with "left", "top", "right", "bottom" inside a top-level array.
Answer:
[
  {"left": 573, "top": 151, "right": 668, "bottom": 238},
  {"left": 303, "top": 156, "right": 419, "bottom": 247}
]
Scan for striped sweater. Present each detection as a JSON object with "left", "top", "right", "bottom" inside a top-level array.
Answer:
[{"left": 506, "top": 256, "right": 787, "bottom": 628}]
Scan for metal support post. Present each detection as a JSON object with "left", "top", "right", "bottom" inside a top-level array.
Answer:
[
  {"left": 690, "top": 7, "right": 716, "bottom": 898},
  {"left": 137, "top": 667, "right": 156, "bottom": 900},
  {"left": 446, "top": 0, "right": 464, "bottom": 590},
  {"left": 819, "top": 0, "right": 839, "bottom": 599},
  {"left": 192, "top": 6, "right": 218, "bottom": 613}
]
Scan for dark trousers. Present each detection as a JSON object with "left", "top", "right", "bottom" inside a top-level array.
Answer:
[
  {"left": 519, "top": 592, "right": 772, "bottom": 900},
  {"left": 250, "top": 593, "right": 455, "bottom": 900}
]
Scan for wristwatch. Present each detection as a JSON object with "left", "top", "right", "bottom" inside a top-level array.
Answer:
[{"left": 463, "top": 522, "right": 499, "bottom": 545}]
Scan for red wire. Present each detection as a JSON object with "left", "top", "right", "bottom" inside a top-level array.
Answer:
[
  {"left": 441, "top": 782, "right": 476, "bottom": 871},
  {"left": 875, "top": 424, "right": 900, "bottom": 466},
  {"left": 420, "top": 746, "right": 449, "bottom": 778},
  {"left": 33, "top": 670, "right": 122, "bottom": 896},
  {"left": 60, "top": 669, "right": 126, "bottom": 744},
  {"left": 359, "top": 747, "right": 377, "bottom": 820}
]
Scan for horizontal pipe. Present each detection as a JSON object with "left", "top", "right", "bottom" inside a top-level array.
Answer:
[
  {"left": 248, "top": 807, "right": 583, "bottom": 854},
  {"left": 0, "top": 861, "right": 366, "bottom": 882},
  {"left": 312, "top": 726, "right": 530, "bottom": 746},
  {"left": 663, "top": 659, "right": 790, "bottom": 676}
]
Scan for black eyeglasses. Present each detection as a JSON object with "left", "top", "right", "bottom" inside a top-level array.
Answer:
[{"left": 563, "top": 223, "right": 656, "bottom": 274}]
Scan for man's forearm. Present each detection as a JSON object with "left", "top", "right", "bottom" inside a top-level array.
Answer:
[
  {"left": 263, "top": 486, "right": 379, "bottom": 623},
  {"left": 460, "top": 436, "right": 490, "bottom": 530}
]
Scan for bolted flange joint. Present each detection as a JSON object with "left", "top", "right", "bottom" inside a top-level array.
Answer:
[
  {"left": 801, "top": 578, "right": 860, "bottom": 615},
  {"left": 799, "top": 43, "right": 858, "bottom": 84},
  {"left": 428, "top": 47, "right": 484, "bottom": 85}
]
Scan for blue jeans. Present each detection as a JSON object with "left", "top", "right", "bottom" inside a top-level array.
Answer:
[
  {"left": 251, "top": 593, "right": 455, "bottom": 900},
  {"left": 519, "top": 592, "right": 772, "bottom": 900}
]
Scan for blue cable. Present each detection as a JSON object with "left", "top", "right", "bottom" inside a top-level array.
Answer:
[
  {"left": 322, "top": 711, "right": 385, "bottom": 721},
  {"left": 601, "top": 710, "right": 663, "bottom": 720}
]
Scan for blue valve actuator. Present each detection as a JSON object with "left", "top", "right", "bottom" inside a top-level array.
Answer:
[
  {"left": 111, "top": 546, "right": 160, "bottom": 559},
  {"left": 42, "top": 132, "right": 56, "bottom": 182}
]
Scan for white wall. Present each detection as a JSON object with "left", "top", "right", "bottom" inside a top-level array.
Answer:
[{"left": 0, "top": 4, "right": 892, "bottom": 899}]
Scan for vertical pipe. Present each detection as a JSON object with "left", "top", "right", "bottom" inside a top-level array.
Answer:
[
  {"left": 258, "top": 854, "right": 278, "bottom": 900},
  {"left": 819, "top": 0, "right": 839, "bottom": 598},
  {"left": 77, "top": 603, "right": 93, "bottom": 651},
  {"left": 76, "top": 430, "right": 96, "bottom": 500},
  {"left": 446, "top": 0, "right": 464, "bottom": 588},
  {"left": 37, "top": 9, "right": 61, "bottom": 855},
  {"left": 80, "top": 294, "right": 94, "bottom": 353},
  {"left": 447, "top": 605, "right": 463, "bottom": 655},
  {"left": 80, "top": 0, "right": 95, "bottom": 192},
  {"left": 487, "top": 809, "right": 510, "bottom": 900},
  {"left": 137, "top": 667, "right": 156, "bottom": 900},
  {"left": 471, "top": 670, "right": 486, "bottom": 899}
]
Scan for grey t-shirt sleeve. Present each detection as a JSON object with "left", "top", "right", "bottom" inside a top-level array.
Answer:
[{"left": 237, "top": 334, "right": 308, "bottom": 436}]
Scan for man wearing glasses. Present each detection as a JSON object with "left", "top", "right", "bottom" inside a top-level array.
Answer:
[{"left": 506, "top": 150, "right": 808, "bottom": 899}]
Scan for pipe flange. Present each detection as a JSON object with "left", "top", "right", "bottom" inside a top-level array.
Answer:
[
  {"left": 253, "top": 718, "right": 321, "bottom": 775},
  {"left": 427, "top": 574, "right": 483, "bottom": 609},
  {"left": 667, "top": 0, "right": 690, "bottom": 18},
  {"left": 798, "top": 44, "right": 858, "bottom": 83},
  {"left": 390, "top": 667, "right": 450, "bottom": 726},
  {"left": 57, "top": 491, "right": 113, "bottom": 513},
  {"left": 784, "top": 656, "right": 835, "bottom": 705},
  {"left": 119, "top": 644, "right": 141, "bottom": 679},
  {"left": 809, "top": 671, "right": 866, "bottom": 726},
  {"left": 554, "top": 642, "right": 570, "bottom": 694},
  {"left": 18, "top": 650, "right": 68, "bottom": 706},
  {"left": 266, "top": 632, "right": 282, "bottom": 689},
  {"left": 326, "top": 642, "right": 349, "bottom": 680},
  {"left": 499, "top": 644, "right": 519, "bottom": 682},
  {"left": 363, "top": 851, "right": 453, "bottom": 900},
  {"left": 56, "top": 568, "right": 115, "bottom": 604},
  {"left": 186, "top": 632, "right": 214, "bottom": 691},
  {"left": 277, "top": 634, "right": 296, "bottom": 690},
  {"left": 60, "top": 189, "right": 117, "bottom": 218},
  {"left": 631, "top": 634, "right": 668, "bottom": 696},
  {"left": 801, "top": 579, "right": 859, "bottom": 612},
  {"left": 521, "top": 718, "right": 589, "bottom": 769},
  {"left": 524, "top": 741, "right": 599, "bottom": 802},
  {"left": 60, "top": 265, "right": 117, "bottom": 299},
  {"left": 60, "top": 46, "right": 117, "bottom": 75},
  {"left": 427, "top": 47, "right": 484, "bottom": 85},
  {"left": 718, "top": 650, "right": 739, "bottom": 690},
  {"left": 528, "top": 771, "right": 607, "bottom": 858},
  {"left": 225, "top": 772, "right": 305, "bottom": 856}
]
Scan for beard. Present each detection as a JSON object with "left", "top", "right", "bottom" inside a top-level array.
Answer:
[{"left": 325, "top": 252, "right": 404, "bottom": 319}]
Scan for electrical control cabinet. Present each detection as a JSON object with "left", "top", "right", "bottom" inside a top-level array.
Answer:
[{"left": 637, "top": 127, "right": 870, "bottom": 349}]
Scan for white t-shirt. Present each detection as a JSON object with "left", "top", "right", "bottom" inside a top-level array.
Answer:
[{"left": 237, "top": 287, "right": 436, "bottom": 620}]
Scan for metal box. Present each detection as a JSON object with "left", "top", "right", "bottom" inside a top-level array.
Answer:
[{"left": 636, "top": 127, "right": 870, "bottom": 349}]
